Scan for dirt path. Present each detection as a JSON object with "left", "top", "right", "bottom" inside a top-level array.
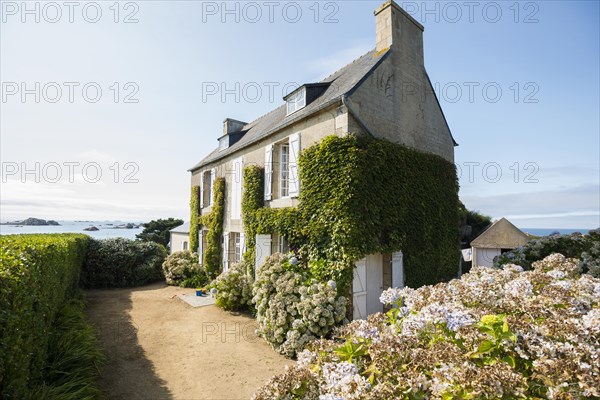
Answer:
[{"left": 86, "top": 283, "right": 290, "bottom": 400}]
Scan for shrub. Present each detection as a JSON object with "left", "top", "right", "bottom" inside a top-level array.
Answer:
[
  {"left": 0, "top": 234, "right": 89, "bottom": 398},
  {"left": 252, "top": 254, "right": 347, "bottom": 358},
  {"left": 81, "top": 238, "right": 167, "bottom": 288},
  {"left": 212, "top": 260, "right": 254, "bottom": 311},
  {"left": 580, "top": 240, "right": 600, "bottom": 278},
  {"left": 254, "top": 254, "right": 600, "bottom": 399},
  {"left": 136, "top": 217, "right": 184, "bottom": 247},
  {"left": 162, "top": 250, "right": 204, "bottom": 286},
  {"left": 30, "top": 294, "right": 104, "bottom": 400},
  {"left": 494, "top": 229, "right": 600, "bottom": 272}
]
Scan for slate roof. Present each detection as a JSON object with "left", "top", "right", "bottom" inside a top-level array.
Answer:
[
  {"left": 189, "top": 49, "right": 389, "bottom": 172},
  {"left": 471, "top": 218, "right": 530, "bottom": 249},
  {"left": 169, "top": 222, "right": 190, "bottom": 234}
]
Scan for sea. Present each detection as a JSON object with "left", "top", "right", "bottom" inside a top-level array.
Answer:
[
  {"left": 0, "top": 220, "right": 144, "bottom": 240},
  {"left": 0, "top": 221, "right": 594, "bottom": 240}
]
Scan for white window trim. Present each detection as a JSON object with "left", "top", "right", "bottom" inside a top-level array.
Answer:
[
  {"left": 279, "top": 143, "right": 290, "bottom": 198},
  {"left": 286, "top": 87, "right": 306, "bottom": 115}
]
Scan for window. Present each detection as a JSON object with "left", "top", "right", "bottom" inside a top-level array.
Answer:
[
  {"left": 278, "top": 235, "right": 289, "bottom": 254},
  {"left": 218, "top": 136, "right": 228, "bottom": 151},
  {"left": 279, "top": 143, "right": 289, "bottom": 197},
  {"left": 233, "top": 233, "right": 241, "bottom": 263},
  {"left": 286, "top": 88, "right": 306, "bottom": 115},
  {"left": 202, "top": 170, "right": 212, "bottom": 206},
  {"left": 182, "top": 241, "right": 188, "bottom": 251}
]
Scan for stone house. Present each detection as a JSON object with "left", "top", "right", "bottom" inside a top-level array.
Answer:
[
  {"left": 189, "top": 0, "right": 457, "bottom": 319},
  {"left": 470, "top": 218, "right": 531, "bottom": 268}
]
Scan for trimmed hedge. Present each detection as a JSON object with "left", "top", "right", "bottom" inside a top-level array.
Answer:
[
  {"left": 0, "top": 234, "right": 89, "bottom": 398},
  {"left": 81, "top": 238, "right": 167, "bottom": 288}
]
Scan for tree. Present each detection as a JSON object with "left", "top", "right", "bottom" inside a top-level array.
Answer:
[{"left": 136, "top": 218, "right": 184, "bottom": 248}]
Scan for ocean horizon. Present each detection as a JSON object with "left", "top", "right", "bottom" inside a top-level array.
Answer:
[
  {"left": 0, "top": 220, "right": 147, "bottom": 240},
  {"left": 0, "top": 220, "right": 596, "bottom": 240}
]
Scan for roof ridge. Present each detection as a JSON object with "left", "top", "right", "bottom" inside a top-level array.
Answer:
[
  {"left": 243, "top": 103, "right": 285, "bottom": 130},
  {"left": 320, "top": 48, "right": 376, "bottom": 83}
]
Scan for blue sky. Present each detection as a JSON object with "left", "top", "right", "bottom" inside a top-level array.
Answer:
[{"left": 1, "top": 0, "right": 599, "bottom": 229}]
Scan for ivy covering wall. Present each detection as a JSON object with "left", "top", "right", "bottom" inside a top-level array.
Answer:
[
  {"left": 189, "top": 185, "right": 200, "bottom": 253},
  {"left": 239, "top": 134, "right": 460, "bottom": 290},
  {"left": 199, "top": 177, "right": 226, "bottom": 279},
  {"left": 299, "top": 134, "right": 460, "bottom": 288}
]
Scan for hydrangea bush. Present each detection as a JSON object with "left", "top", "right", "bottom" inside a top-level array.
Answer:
[
  {"left": 212, "top": 260, "right": 254, "bottom": 311},
  {"left": 494, "top": 229, "right": 600, "bottom": 277},
  {"left": 161, "top": 250, "right": 206, "bottom": 287},
  {"left": 253, "top": 254, "right": 600, "bottom": 399},
  {"left": 252, "top": 254, "right": 347, "bottom": 358}
]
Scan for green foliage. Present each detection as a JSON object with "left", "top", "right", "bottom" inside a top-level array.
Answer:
[
  {"left": 241, "top": 165, "right": 264, "bottom": 271},
  {"left": 162, "top": 250, "right": 207, "bottom": 287},
  {"left": 459, "top": 202, "right": 492, "bottom": 245},
  {"left": 212, "top": 260, "right": 254, "bottom": 311},
  {"left": 81, "top": 238, "right": 167, "bottom": 288},
  {"left": 190, "top": 186, "right": 200, "bottom": 252},
  {"left": 239, "top": 134, "right": 460, "bottom": 291},
  {"left": 298, "top": 134, "right": 460, "bottom": 288},
  {"left": 30, "top": 294, "right": 104, "bottom": 400},
  {"left": 0, "top": 234, "right": 89, "bottom": 398},
  {"left": 136, "top": 218, "right": 184, "bottom": 248},
  {"left": 200, "top": 177, "right": 226, "bottom": 279},
  {"left": 494, "top": 229, "right": 600, "bottom": 271}
]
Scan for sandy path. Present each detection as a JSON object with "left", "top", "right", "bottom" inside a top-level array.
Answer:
[{"left": 86, "top": 283, "right": 290, "bottom": 400}]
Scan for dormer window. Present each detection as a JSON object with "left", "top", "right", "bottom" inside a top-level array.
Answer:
[
  {"left": 218, "top": 136, "right": 229, "bottom": 151},
  {"left": 286, "top": 87, "right": 306, "bottom": 115}
]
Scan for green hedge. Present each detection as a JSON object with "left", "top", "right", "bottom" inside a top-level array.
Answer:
[
  {"left": 80, "top": 238, "right": 167, "bottom": 288},
  {"left": 0, "top": 234, "right": 89, "bottom": 398},
  {"left": 199, "top": 177, "right": 225, "bottom": 279}
]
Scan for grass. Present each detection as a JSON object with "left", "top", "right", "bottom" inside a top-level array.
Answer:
[{"left": 29, "top": 294, "right": 104, "bottom": 400}]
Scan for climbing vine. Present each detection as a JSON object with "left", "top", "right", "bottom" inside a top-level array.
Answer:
[
  {"left": 189, "top": 186, "right": 200, "bottom": 253},
  {"left": 200, "top": 177, "right": 225, "bottom": 279},
  {"left": 298, "top": 134, "right": 460, "bottom": 288}
]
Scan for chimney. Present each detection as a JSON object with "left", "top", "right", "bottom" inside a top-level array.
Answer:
[
  {"left": 374, "top": 1, "right": 424, "bottom": 67},
  {"left": 223, "top": 118, "right": 246, "bottom": 136}
]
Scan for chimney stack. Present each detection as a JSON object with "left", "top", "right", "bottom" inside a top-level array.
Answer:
[
  {"left": 223, "top": 118, "right": 246, "bottom": 136},
  {"left": 375, "top": 1, "right": 424, "bottom": 68}
]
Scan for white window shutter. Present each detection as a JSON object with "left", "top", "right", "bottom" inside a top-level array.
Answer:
[
  {"left": 199, "top": 172, "right": 204, "bottom": 209},
  {"left": 264, "top": 144, "right": 273, "bottom": 201},
  {"left": 288, "top": 132, "right": 301, "bottom": 197},
  {"left": 254, "top": 234, "right": 272, "bottom": 279},
  {"left": 210, "top": 168, "right": 217, "bottom": 206},
  {"left": 240, "top": 232, "right": 246, "bottom": 255},
  {"left": 231, "top": 157, "right": 243, "bottom": 219},
  {"left": 198, "top": 230, "right": 204, "bottom": 264},
  {"left": 222, "top": 232, "right": 230, "bottom": 272},
  {"left": 353, "top": 258, "right": 368, "bottom": 320},
  {"left": 392, "top": 251, "right": 404, "bottom": 289}
]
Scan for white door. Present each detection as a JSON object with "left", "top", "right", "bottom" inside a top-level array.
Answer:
[
  {"left": 353, "top": 259, "right": 367, "bottom": 320},
  {"left": 366, "top": 254, "right": 384, "bottom": 315},
  {"left": 392, "top": 251, "right": 404, "bottom": 289},
  {"left": 255, "top": 234, "right": 272, "bottom": 278}
]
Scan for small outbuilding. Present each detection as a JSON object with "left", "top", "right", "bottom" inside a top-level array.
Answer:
[
  {"left": 470, "top": 218, "right": 530, "bottom": 267},
  {"left": 169, "top": 222, "right": 190, "bottom": 254}
]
